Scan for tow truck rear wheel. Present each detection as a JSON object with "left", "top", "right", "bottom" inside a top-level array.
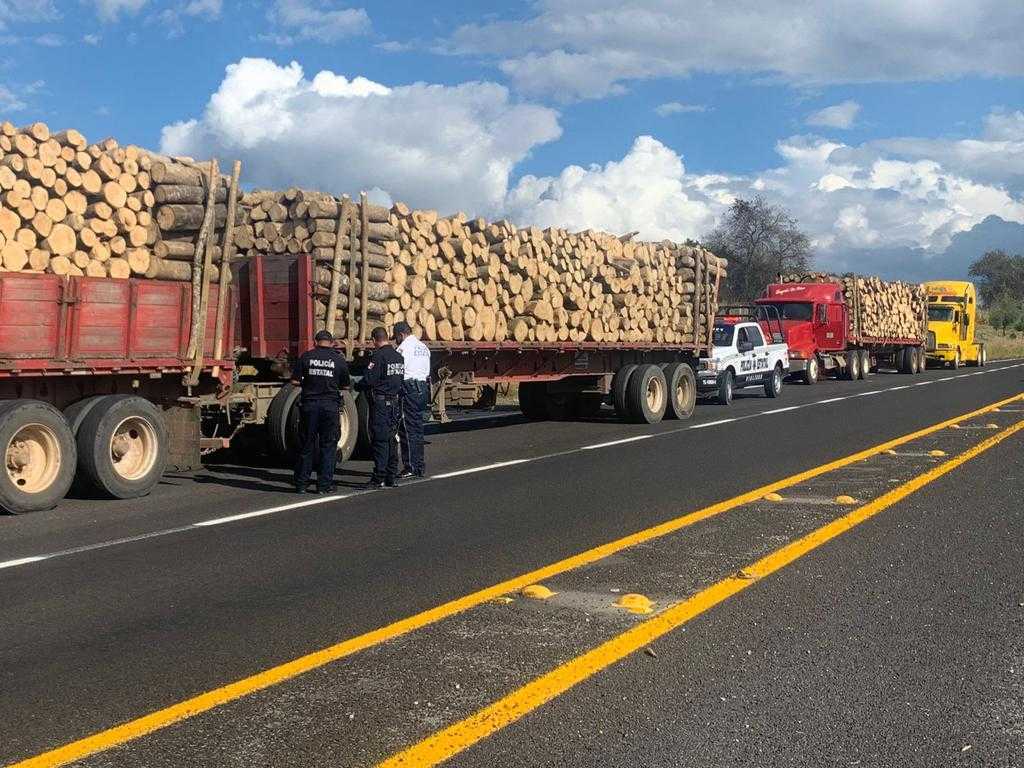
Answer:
[
  {"left": 662, "top": 362, "right": 696, "bottom": 420},
  {"left": 0, "top": 400, "right": 77, "bottom": 513},
  {"left": 764, "top": 363, "right": 784, "bottom": 398},
  {"left": 612, "top": 364, "right": 639, "bottom": 420},
  {"left": 845, "top": 351, "right": 861, "bottom": 381},
  {"left": 801, "top": 357, "right": 819, "bottom": 385},
  {"left": 626, "top": 364, "right": 668, "bottom": 423},
  {"left": 717, "top": 369, "right": 735, "bottom": 405}
]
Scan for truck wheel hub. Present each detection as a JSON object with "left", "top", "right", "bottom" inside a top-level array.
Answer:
[
  {"left": 5, "top": 424, "right": 60, "bottom": 493},
  {"left": 110, "top": 417, "right": 158, "bottom": 481},
  {"left": 646, "top": 378, "right": 664, "bottom": 411}
]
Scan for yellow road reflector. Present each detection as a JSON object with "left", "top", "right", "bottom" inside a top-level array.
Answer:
[
  {"left": 520, "top": 584, "right": 555, "bottom": 600},
  {"left": 950, "top": 424, "right": 962, "bottom": 429},
  {"left": 834, "top": 495, "right": 857, "bottom": 505},
  {"left": 928, "top": 450, "right": 946, "bottom": 457},
  {"left": 986, "top": 423, "right": 999, "bottom": 429},
  {"left": 615, "top": 594, "right": 654, "bottom": 614},
  {"left": 763, "top": 492, "right": 784, "bottom": 502},
  {"left": 884, "top": 449, "right": 898, "bottom": 455},
  {"left": 492, "top": 597, "right": 514, "bottom": 605}
]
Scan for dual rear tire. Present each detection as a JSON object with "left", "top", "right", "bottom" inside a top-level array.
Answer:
[
  {"left": 266, "top": 384, "right": 360, "bottom": 462},
  {"left": 617, "top": 363, "right": 696, "bottom": 423}
]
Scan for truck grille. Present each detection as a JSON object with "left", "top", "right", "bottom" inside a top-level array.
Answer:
[{"left": 926, "top": 331, "right": 937, "bottom": 352}]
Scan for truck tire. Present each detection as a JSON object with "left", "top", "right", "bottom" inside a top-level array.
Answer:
[
  {"left": 518, "top": 382, "right": 549, "bottom": 420},
  {"left": 267, "top": 384, "right": 302, "bottom": 458},
  {"left": 662, "top": 362, "right": 696, "bottom": 420},
  {"left": 977, "top": 345, "right": 986, "bottom": 367},
  {"left": 859, "top": 350, "right": 871, "bottom": 377},
  {"left": 338, "top": 391, "right": 359, "bottom": 462},
  {"left": 764, "top": 363, "right": 784, "bottom": 398},
  {"left": 0, "top": 400, "right": 77, "bottom": 513},
  {"left": 801, "top": 356, "right": 819, "bottom": 385},
  {"left": 915, "top": 348, "right": 926, "bottom": 374},
  {"left": 909, "top": 347, "right": 920, "bottom": 374},
  {"left": 626, "top": 364, "right": 668, "bottom": 424},
  {"left": 63, "top": 396, "right": 107, "bottom": 436},
  {"left": 717, "top": 369, "right": 735, "bottom": 405},
  {"left": 612, "top": 364, "right": 639, "bottom": 419},
  {"left": 75, "top": 395, "right": 167, "bottom": 500},
  {"left": 354, "top": 391, "right": 372, "bottom": 458},
  {"left": 898, "top": 347, "right": 913, "bottom": 374},
  {"left": 845, "top": 351, "right": 861, "bottom": 381}
]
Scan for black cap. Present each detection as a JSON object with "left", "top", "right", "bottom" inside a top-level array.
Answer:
[
  {"left": 393, "top": 321, "right": 412, "bottom": 336},
  {"left": 314, "top": 329, "right": 334, "bottom": 342}
]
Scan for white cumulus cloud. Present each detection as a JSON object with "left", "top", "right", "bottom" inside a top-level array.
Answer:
[
  {"left": 806, "top": 100, "right": 860, "bottom": 129},
  {"left": 448, "top": 0, "right": 1024, "bottom": 100},
  {"left": 160, "top": 58, "right": 561, "bottom": 217},
  {"left": 264, "top": 0, "right": 370, "bottom": 45}
]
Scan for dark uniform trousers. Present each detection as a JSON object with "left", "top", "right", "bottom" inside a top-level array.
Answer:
[
  {"left": 295, "top": 399, "right": 340, "bottom": 490},
  {"left": 399, "top": 379, "right": 427, "bottom": 474},
  {"left": 370, "top": 394, "right": 402, "bottom": 483}
]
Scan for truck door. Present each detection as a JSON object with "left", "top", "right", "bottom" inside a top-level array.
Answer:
[{"left": 814, "top": 303, "right": 844, "bottom": 352}]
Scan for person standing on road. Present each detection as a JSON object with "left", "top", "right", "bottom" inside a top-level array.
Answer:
[
  {"left": 290, "top": 329, "right": 350, "bottom": 494},
  {"left": 394, "top": 321, "right": 430, "bottom": 478},
  {"left": 356, "top": 326, "right": 405, "bottom": 488}
]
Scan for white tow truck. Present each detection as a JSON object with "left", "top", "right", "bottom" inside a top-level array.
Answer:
[{"left": 697, "top": 306, "right": 790, "bottom": 405}]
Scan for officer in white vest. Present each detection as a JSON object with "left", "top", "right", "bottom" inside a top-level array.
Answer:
[{"left": 393, "top": 321, "right": 430, "bottom": 478}]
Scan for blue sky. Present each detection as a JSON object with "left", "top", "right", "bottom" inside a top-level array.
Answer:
[{"left": 2, "top": 1, "right": 1023, "bottom": 279}]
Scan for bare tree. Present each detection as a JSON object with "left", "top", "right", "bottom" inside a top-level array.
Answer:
[{"left": 704, "top": 197, "right": 813, "bottom": 300}]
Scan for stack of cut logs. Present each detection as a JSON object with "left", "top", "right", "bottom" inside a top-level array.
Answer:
[
  {"left": 779, "top": 272, "right": 926, "bottom": 340},
  {"left": 1, "top": 120, "right": 235, "bottom": 280},
  {"left": 230, "top": 192, "right": 727, "bottom": 345}
]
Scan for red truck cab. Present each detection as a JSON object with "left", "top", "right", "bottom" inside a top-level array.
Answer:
[{"left": 755, "top": 283, "right": 847, "bottom": 376}]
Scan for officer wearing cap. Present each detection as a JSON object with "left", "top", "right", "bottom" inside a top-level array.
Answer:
[
  {"left": 356, "top": 326, "right": 405, "bottom": 488},
  {"left": 290, "top": 329, "right": 350, "bottom": 494},
  {"left": 394, "top": 321, "right": 430, "bottom": 478}
]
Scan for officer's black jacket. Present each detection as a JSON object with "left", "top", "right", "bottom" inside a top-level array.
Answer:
[
  {"left": 291, "top": 346, "right": 350, "bottom": 403},
  {"left": 359, "top": 345, "right": 405, "bottom": 397}
]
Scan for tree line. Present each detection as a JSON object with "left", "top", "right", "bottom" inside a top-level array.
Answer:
[{"left": 969, "top": 250, "right": 1024, "bottom": 332}]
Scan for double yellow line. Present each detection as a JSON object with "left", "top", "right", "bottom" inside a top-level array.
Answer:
[{"left": 10, "top": 393, "right": 1023, "bottom": 768}]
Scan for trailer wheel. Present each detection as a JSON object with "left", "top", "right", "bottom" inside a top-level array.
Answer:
[
  {"left": 909, "top": 347, "right": 920, "bottom": 374},
  {"left": 915, "top": 348, "right": 926, "bottom": 374},
  {"left": 626, "top": 364, "right": 668, "bottom": 423},
  {"left": 764, "top": 363, "right": 784, "bottom": 398},
  {"left": 267, "top": 384, "right": 302, "bottom": 458},
  {"left": 977, "top": 345, "right": 986, "bottom": 367},
  {"left": 75, "top": 396, "right": 167, "bottom": 500},
  {"left": 63, "top": 396, "right": 107, "bottom": 436},
  {"left": 717, "top": 369, "right": 735, "bottom": 405},
  {"left": 897, "top": 347, "right": 911, "bottom": 374},
  {"left": 662, "top": 363, "right": 696, "bottom": 420},
  {"left": 801, "top": 356, "right": 819, "bottom": 385},
  {"left": 859, "top": 350, "right": 871, "bottom": 377},
  {"left": 0, "top": 400, "right": 77, "bottom": 513},
  {"left": 517, "top": 382, "right": 549, "bottom": 421},
  {"left": 844, "top": 351, "right": 861, "bottom": 381},
  {"left": 611, "top": 364, "right": 639, "bottom": 419}
]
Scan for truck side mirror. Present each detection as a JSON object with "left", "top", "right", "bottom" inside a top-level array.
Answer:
[{"left": 738, "top": 341, "right": 754, "bottom": 353}]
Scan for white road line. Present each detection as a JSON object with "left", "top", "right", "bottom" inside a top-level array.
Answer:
[
  {"left": 854, "top": 390, "right": 883, "bottom": 397},
  {"left": 581, "top": 435, "right": 653, "bottom": 450},
  {"left": 814, "top": 396, "right": 849, "bottom": 404},
  {"left": 914, "top": 381, "right": 934, "bottom": 386},
  {"left": 889, "top": 385, "right": 911, "bottom": 391},
  {"left": 689, "top": 418, "right": 736, "bottom": 429},
  {"left": 194, "top": 495, "right": 349, "bottom": 527},
  {"left": 432, "top": 459, "right": 530, "bottom": 479},
  {"left": 0, "top": 555, "right": 49, "bottom": 570},
  {"left": 761, "top": 405, "right": 802, "bottom": 414}
]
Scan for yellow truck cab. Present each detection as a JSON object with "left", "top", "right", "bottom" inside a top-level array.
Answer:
[{"left": 924, "top": 280, "right": 986, "bottom": 368}]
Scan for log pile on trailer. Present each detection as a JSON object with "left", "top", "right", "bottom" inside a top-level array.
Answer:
[
  {"left": 778, "top": 271, "right": 926, "bottom": 340},
  {"left": 1, "top": 121, "right": 236, "bottom": 282},
  {"left": 230, "top": 193, "right": 727, "bottom": 347}
]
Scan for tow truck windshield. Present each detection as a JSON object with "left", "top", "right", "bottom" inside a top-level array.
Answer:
[
  {"left": 928, "top": 306, "right": 955, "bottom": 322},
  {"left": 713, "top": 324, "right": 735, "bottom": 347},
  {"left": 759, "top": 302, "right": 813, "bottom": 321}
]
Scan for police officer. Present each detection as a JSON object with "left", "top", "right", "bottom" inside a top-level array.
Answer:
[
  {"left": 357, "top": 326, "right": 405, "bottom": 488},
  {"left": 394, "top": 321, "right": 430, "bottom": 478},
  {"left": 290, "top": 329, "right": 350, "bottom": 494}
]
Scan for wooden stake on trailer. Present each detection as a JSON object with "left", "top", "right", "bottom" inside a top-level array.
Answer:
[
  {"left": 325, "top": 197, "right": 347, "bottom": 338},
  {"left": 692, "top": 250, "right": 703, "bottom": 347},
  {"left": 345, "top": 198, "right": 358, "bottom": 356},
  {"left": 212, "top": 160, "right": 241, "bottom": 379},
  {"left": 188, "top": 159, "right": 220, "bottom": 386},
  {"left": 358, "top": 192, "right": 370, "bottom": 343},
  {"left": 184, "top": 160, "right": 219, "bottom": 376}
]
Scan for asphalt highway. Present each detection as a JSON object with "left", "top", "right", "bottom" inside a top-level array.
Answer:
[{"left": 2, "top": 360, "right": 1023, "bottom": 767}]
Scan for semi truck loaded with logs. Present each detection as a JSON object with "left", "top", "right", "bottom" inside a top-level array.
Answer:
[{"left": 755, "top": 273, "right": 928, "bottom": 383}]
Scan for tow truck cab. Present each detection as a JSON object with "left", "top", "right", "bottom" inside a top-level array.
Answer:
[
  {"left": 754, "top": 282, "right": 848, "bottom": 373},
  {"left": 924, "top": 280, "right": 985, "bottom": 367}
]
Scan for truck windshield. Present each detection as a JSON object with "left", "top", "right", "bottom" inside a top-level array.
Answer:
[
  {"left": 713, "top": 325, "right": 735, "bottom": 347},
  {"left": 760, "top": 302, "right": 813, "bottom": 321},
  {"left": 928, "top": 306, "right": 955, "bottom": 322}
]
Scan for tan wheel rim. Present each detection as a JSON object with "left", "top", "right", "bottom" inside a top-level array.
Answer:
[
  {"left": 675, "top": 373, "right": 692, "bottom": 411},
  {"left": 110, "top": 416, "right": 159, "bottom": 481},
  {"left": 646, "top": 376, "right": 664, "bottom": 413},
  {"left": 6, "top": 423, "right": 61, "bottom": 494},
  {"left": 336, "top": 406, "right": 350, "bottom": 453}
]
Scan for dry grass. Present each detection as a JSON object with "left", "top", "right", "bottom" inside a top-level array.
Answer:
[{"left": 977, "top": 323, "right": 1024, "bottom": 360}]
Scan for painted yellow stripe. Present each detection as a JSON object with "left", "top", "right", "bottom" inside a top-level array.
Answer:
[
  {"left": 10, "top": 393, "right": 1021, "bottom": 768},
  {"left": 379, "top": 416, "right": 1024, "bottom": 768}
]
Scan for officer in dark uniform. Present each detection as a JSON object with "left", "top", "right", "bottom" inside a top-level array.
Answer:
[
  {"left": 356, "top": 326, "right": 405, "bottom": 488},
  {"left": 290, "top": 329, "right": 350, "bottom": 494}
]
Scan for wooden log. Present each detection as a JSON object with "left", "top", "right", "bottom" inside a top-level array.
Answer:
[{"left": 155, "top": 204, "right": 227, "bottom": 231}]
